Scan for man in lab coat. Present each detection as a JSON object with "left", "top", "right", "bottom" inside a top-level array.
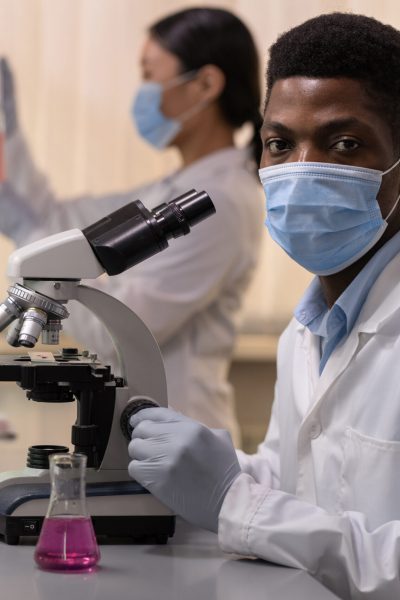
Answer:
[{"left": 129, "top": 13, "right": 400, "bottom": 599}]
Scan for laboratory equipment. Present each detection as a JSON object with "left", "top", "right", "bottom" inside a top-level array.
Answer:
[
  {"left": 0, "top": 189, "right": 215, "bottom": 544},
  {"left": 34, "top": 453, "right": 100, "bottom": 571}
]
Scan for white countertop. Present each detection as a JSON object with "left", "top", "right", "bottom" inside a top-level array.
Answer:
[{"left": 0, "top": 519, "right": 339, "bottom": 600}]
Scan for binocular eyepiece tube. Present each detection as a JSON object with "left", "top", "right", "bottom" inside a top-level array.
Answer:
[{"left": 82, "top": 189, "right": 215, "bottom": 276}]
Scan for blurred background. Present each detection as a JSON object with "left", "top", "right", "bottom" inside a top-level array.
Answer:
[{"left": 0, "top": 0, "right": 398, "bottom": 465}]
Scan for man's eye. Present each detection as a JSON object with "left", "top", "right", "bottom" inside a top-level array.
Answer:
[
  {"left": 332, "top": 138, "right": 360, "bottom": 151},
  {"left": 265, "top": 139, "right": 291, "bottom": 154}
]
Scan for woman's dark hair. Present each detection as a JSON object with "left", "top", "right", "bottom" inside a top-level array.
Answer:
[
  {"left": 266, "top": 13, "right": 400, "bottom": 140},
  {"left": 149, "top": 7, "right": 262, "bottom": 169}
]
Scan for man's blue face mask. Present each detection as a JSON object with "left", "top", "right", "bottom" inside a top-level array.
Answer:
[
  {"left": 258, "top": 159, "right": 400, "bottom": 275},
  {"left": 131, "top": 71, "right": 199, "bottom": 149}
]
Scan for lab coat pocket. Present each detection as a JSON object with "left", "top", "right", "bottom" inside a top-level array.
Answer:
[{"left": 338, "top": 426, "right": 400, "bottom": 529}]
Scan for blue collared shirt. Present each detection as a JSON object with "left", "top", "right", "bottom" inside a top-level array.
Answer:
[{"left": 295, "top": 231, "right": 400, "bottom": 373}]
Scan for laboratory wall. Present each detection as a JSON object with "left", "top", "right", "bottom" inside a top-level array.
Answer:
[
  {"left": 1, "top": 0, "right": 400, "bottom": 325},
  {"left": 0, "top": 0, "right": 399, "bottom": 455}
]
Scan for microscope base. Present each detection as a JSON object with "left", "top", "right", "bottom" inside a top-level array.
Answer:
[
  {"left": 0, "top": 513, "right": 176, "bottom": 545},
  {"left": 0, "top": 480, "right": 175, "bottom": 545}
]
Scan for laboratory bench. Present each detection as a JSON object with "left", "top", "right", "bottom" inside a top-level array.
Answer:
[
  {"left": 0, "top": 338, "right": 340, "bottom": 599},
  {"left": 0, "top": 518, "right": 340, "bottom": 600}
]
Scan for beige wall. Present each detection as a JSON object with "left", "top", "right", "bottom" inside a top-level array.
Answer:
[
  {"left": 1, "top": 0, "right": 399, "bottom": 328},
  {"left": 0, "top": 0, "right": 374, "bottom": 329},
  {"left": 1, "top": 0, "right": 400, "bottom": 327}
]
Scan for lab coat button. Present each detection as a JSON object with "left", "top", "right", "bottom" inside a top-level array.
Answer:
[{"left": 309, "top": 420, "right": 322, "bottom": 439}]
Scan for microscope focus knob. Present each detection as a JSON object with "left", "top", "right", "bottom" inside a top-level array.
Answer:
[{"left": 120, "top": 396, "right": 159, "bottom": 441}]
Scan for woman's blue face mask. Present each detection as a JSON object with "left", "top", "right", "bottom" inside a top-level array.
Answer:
[
  {"left": 131, "top": 71, "right": 199, "bottom": 149},
  {"left": 258, "top": 159, "right": 400, "bottom": 275}
]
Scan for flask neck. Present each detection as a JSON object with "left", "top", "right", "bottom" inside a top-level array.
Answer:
[{"left": 47, "top": 453, "right": 88, "bottom": 518}]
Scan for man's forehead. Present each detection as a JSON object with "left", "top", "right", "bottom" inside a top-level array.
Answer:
[
  {"left": 263, "top": 77, "right": 388, "bottom": 130},
  {"left": 266, "top": 77, "right": 368, "bottom": 107}
]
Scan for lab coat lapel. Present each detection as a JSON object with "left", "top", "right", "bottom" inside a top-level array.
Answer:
[
  {"left": 296, "top": 322, "right": 360, "bottom": 429},
  {"left": 296, "top": 319, "right": 358, "bottom": 412},
  {"left": 314, "top": 327, "right": 361, "bottom": 401},
  {"left": 313, "top": 252, "right": 400, "bottom": 405}
]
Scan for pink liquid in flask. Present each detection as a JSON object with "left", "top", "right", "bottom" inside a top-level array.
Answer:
[{"left": 34, "top": 516, "right": 100, "bottom": 571}]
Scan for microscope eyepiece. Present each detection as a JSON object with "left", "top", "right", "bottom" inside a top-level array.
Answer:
[
  {"left": 82, "top": 189, "right": 215, "bottom": 276},
  {"left": 153, "top": 190, "right": 215, "bottom": 239}
]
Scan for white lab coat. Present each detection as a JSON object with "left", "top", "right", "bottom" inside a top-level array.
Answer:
[
  {"left": 219, "top": 251, "right": 400, "bottom": 599},
  {"left": 0, "top": 132, "right": 264, "bottom": 443}
]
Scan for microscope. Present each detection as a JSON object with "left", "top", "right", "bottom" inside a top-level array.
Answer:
[{"left": 0, "top": 189, "right": 215, "bottom": 544}]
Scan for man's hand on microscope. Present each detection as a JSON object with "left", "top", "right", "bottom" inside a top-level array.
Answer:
[{"left": 128, "top": 407, "right": 241, "bottom": 533}]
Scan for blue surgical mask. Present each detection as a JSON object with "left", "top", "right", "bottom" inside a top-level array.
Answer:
[
  {"left": 258, "top": 159, "right": 400, "bottom": 275},
  {"left": 131, "top": 71, "right": 198, "bottom": 149}
]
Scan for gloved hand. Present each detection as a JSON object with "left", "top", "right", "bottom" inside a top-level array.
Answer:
[
  {"left": 0, "top": 57, "right": 18, "bottom": 136},
  {"left": 128, "top": 407, "right": 241, "bottom": 533}
]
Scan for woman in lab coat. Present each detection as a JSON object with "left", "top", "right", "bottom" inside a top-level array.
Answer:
[
  {"left": 0, "top": 8, "right": 264, "bottom": 445},
  {"left": 127, "top": 13, "right": 400, "bottom": 600}
]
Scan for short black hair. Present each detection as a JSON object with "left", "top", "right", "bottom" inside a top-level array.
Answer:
[{"left": 266, "top": 12, "right": 400, "bottom": 137}]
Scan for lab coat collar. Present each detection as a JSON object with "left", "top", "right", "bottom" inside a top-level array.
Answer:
[{"left": 354, "top": 251, "right": 400, "bottom": 334}]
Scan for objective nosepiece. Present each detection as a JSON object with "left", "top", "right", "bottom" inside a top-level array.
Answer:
[{"left": 0, "top": 284, "right": 69, "bottom": 348}]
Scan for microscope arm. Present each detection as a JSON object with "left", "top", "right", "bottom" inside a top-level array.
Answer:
[{"left": 74, "top": 285, "right": 167, "bottom": 402}]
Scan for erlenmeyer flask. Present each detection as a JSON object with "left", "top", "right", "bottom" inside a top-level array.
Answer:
[{"left": 34, "top": 453, "right": 100, "bottom": 571}]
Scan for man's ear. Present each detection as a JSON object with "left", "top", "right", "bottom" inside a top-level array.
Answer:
[{"left": 195, "top": 65, "right": 226, "bottom": 102}]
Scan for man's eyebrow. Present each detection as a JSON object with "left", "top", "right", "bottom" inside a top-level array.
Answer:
[
  {"left": 316, "top": 117, "right": 373, "bottom": 135},
  {"left": 261, "top": 117, "right": 374, "bottom": 136},
  {"left": 260, "top": 121, "right": 292, "bottom": 135}
]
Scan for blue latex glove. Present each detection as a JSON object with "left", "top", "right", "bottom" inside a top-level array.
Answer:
[{"left": 128, "top": 407, "right": 241, "bottom": 533}]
